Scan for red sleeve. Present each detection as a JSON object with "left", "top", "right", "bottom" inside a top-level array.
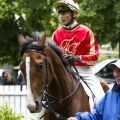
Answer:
[{"left": 80, "top": 31, "right": 99, "bottom": 66}]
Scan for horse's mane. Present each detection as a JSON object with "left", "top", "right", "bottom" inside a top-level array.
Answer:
[
  {"left": 48, "top": 43, "right": 69, "bottom": 67},
  {"left": 48, "top": 43, "right": 77, "bottom": 79}
]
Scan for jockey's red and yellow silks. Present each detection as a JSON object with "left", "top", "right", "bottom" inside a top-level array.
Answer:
[{"left": 52, "top": 24, "right": 99, "bottom": 66}]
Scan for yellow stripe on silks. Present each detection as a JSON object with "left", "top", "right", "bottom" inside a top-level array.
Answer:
[
  {"left": 82, "top": 60, "right": 97, "bottom": 65},
  {"left": 89, "top": 31, "right": 96, "bottom": 55},
  {"left": 81, "top": 31, "right": 97, "bottom": 66}
]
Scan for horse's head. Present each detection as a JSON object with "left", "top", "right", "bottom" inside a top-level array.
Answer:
[{"left": 18, "top": 33, "right": 52, "bottom": 113}]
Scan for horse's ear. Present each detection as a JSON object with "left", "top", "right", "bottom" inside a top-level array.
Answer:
[
  {"left": 73, "top": 0, "right": 78, "bottom": 3},
  {"left": 38, "top": 32, "right": 46, "bottom": 45},
  {"left": 18, "top": 34, "right": 27, "bottom": 46}
]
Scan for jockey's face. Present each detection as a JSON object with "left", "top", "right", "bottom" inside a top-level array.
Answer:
[
  {"left": 113, "top": 67, "right": 120, "bottom": 84},
  {"left": 59, "top": 11, "right": 75, "bottom": 26}
]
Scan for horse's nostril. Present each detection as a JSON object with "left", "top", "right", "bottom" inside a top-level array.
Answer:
[
  {"left": 35, "top": 101, "right": 39, "bottom": 106},
  {"left": 35, "top": 100, "right": 42, "bottom": 112},
  {"left": 35, "top": 101, "right": 40, "bottom": 111}
]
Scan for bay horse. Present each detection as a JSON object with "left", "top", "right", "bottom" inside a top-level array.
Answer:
[{"left": 18, "top": 33, "right": 109, "bottom": 120}]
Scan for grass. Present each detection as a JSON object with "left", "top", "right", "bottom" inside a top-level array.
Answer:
[{"left": 0, "top": 104, "right": 23, "bottom": 120}]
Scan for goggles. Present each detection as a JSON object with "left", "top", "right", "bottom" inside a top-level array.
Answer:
[{"left": 57, "top": 6, "right": 71, "bottom": 13}]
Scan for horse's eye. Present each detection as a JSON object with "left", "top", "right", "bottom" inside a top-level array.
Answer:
[{"left": 36, "top": 63, "right": 43, "bottom": 71}]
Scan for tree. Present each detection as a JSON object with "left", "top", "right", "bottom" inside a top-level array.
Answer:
[
  {"left": 0, "top": 0, "right": 20, "bottom": 65},
  {"left": 78, "top": 0, "right": 120, "bottom": 48},
  {"left": 0, "top": 0, "right": 120, "bottom": 66}
]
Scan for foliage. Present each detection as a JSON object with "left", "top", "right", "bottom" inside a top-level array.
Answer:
[
  {"left": 0, "top": 0, "right": 20, "bottom": 65},
  {"left": 78, "top": 0, "right": 120, "bottom": 48},
  {"left": 0, "top": 104, "right": 23, "bottom": 120},
  {"left": 0, "top": 0, "right": 120, "bottom": 65},
  {"left": 99, "top": 54, "right": 118, "bottom": 62}
]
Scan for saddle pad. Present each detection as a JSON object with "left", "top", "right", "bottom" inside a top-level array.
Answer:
[{"left": 80, "top": 80, "right": 95, "bottom": 111}]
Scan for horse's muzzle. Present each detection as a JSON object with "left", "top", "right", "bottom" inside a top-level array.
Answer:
[{"left": 27, "top": 100, "right": 42, "bottom": 113}]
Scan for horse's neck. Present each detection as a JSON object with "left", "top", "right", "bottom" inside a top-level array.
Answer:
[{"left": 45, "top": 46, "right": 75, "bottom": 96}]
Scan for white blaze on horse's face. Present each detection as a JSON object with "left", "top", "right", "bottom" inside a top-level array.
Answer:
[{"left": 25, "top": 57, "right": 36, "bottom": 112}]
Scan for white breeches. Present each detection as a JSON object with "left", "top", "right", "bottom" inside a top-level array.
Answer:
[{"left": 72, "top": 66, "right": 105, "bottom": 104}]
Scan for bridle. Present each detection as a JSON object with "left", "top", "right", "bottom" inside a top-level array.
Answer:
[
  {"left": 21, "top": 45, "right": 81, "bottom": 120},
  {"left": 36, "top": 51, "right": 81, "bottom": 120}
]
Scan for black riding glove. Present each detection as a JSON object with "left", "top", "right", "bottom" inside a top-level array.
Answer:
[{"left": 64, "top": 54, "right": 82, "bottom": 65}]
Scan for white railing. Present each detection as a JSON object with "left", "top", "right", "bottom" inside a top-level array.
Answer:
[{"left": 0, "top": 85, "right": 44, "bottom": 120}]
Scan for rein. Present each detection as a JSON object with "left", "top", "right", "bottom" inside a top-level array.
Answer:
[
  {"left": 40, "top": 56, "right": 81, "bottom": 120},
  {"left": 43, "top": 65, "right": 81, "bottom": 101}
]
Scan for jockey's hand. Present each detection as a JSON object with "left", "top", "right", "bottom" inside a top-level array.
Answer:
[
  {"left": 32, "top": 31, "right": 41, "bottom": 41},
  {"left": 67, "top": 117, "right": 77, "bottom": 120},
  {"left": 64, "top": 54, "right": 82, "bottom": 65}
]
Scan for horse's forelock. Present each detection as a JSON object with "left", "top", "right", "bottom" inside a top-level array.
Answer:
[
  {"left": 20, "top": 40, "right": 68, "bottom": 67},
  {"left": 20, "top": 41, "right": 45, "bottom": 56}
]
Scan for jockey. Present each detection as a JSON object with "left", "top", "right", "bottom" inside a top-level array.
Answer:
[{"left": 52, "top": 0, "right": 104, "bottom": 105}]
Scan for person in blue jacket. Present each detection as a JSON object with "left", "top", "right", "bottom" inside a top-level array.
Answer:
[{"left": 67, "top": 59, "right": 120, "bottom": 120}]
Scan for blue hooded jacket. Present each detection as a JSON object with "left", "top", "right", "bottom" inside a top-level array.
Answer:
[{"left": 75, "top": 83, "right": 120, "bottom": 120}]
